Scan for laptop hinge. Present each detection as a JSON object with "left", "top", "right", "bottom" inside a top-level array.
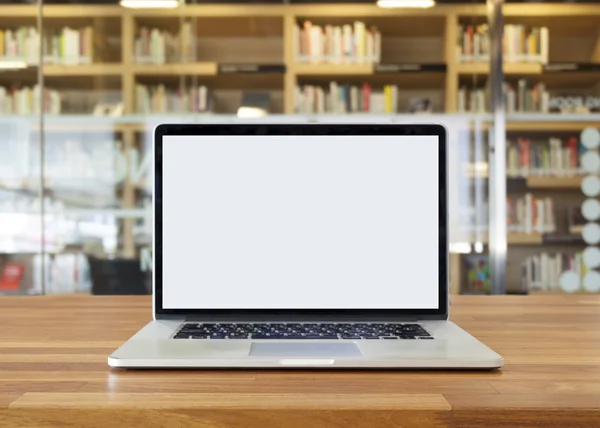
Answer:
[{"left": 182, "top": 315, "right": 423, "bottom": 322}]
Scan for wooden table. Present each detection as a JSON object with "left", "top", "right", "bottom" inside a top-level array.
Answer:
[{"left": 0, "top": 295, "right": 599, "bottom": 428}]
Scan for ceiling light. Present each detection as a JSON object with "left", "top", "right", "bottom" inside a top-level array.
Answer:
[
  {"left": 120, "top": 0, "right": 179, "bottom": 9},
  {"left": 377, "top": 0, "right": 435, "bottom": 8},
  {"left": 0, "top": 60, "right": 27, "bottom": 70}
]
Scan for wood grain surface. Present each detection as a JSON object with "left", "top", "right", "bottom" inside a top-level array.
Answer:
[{"left": 0, "top": 295, "right": 599, "bottom": 428}]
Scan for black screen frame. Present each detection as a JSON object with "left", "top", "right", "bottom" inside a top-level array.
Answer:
[{"left": 154, "top": 124, "right": 448, "bottom": 321}]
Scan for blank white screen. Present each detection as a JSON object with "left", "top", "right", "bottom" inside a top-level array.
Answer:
[{"left": 162, "top": 135, "right": 439, "bottom": 309}]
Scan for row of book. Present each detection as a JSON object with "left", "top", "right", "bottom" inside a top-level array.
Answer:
[
  {"left": 0, "top": 85, "right": 61, "bottom": 114},
  {"left": 135, "top": 83, "right": 212, "bottom": 114},
  {"left": 134, "top": 22, "right": 195, "bottom": 64},
  {"left": 457, "top": 24, "right": 549, "bottom": 64},
  {"left": 507, "top": 137, "right": 581, "bottom": 178},
  {"left": 295, "top": 83, "right": 399, "bottom": 114},
  {"left": 0, "top": 26, "right": 93, "bottom": 65},
  {"left": 457, "top": 80, "right": 550, "bottom": 113},
  {"left": 294, "top": 21, "right": 381, "bottom": 64},
  {"left": 522, "top": 252, "right": 599, "bottom": 293},
  {"left": 507, "top": 193, "right": 556, "bottom": 235}
]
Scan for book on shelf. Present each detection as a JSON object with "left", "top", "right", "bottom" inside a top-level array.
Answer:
[
  {"left": 522, "top": 251, "right": 598, "bottom": 293},
  {"left": 0, "top": 85, "right": 60, "bottom": 114},
  {"left": 458, "top": 79, "right": 550, "bottom": 113},
  {"left": 457, "top": 23, "right": 548, "bottom": 64},
  {"left": 0, "top": 26, "right": 93, "bottom": 65},
  {"left": 135, "top": 83, "right": 212, "bottom": 114},
  {"left": 134, "top": 22, "right": 195, "bottom": 64},
  {"left": 43, "top": 26, "right": 94, "bottom": 65},
  {"left": 506, "top": 136, "right": 581, "bottom": 177},
  {"left": 567, "top": 206, "right": 586, "bottom": 235},
  {"left": 465, "top": 254, "right": 491, "bottom": 294},
  {"left": 295, "top": 82, "right": 397, "bottom": 114},
  {"left": 507, "top": 193, "right": 555, "bottom": 234},
  {"left": 0, "top": 27, "right": 39, "bottom": 65},
  {"left": 294, "top": 21, "right": 381, "bottom": 64}
]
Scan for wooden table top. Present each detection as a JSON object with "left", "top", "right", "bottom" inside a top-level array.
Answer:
[{"left": 1, "top": 295, "right": 599, "bottom": 428}]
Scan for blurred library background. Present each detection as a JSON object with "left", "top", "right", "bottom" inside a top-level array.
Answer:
[{"left": 0, "top": 0, "right": 600, "bottom": 297}]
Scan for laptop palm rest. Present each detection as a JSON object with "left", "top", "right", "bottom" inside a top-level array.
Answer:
[{"left": 249, "top": 342, "right": 362, "bottom": 358}]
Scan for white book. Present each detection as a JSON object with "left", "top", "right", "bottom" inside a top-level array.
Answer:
[
  {"left": 540, "top": 27, "right": 549, "bottom": 65},
  {"left": 373, "top": 30, "right": 381, "bottom": 63},
  {"left": 541, "top": 253, "right": 549, "bottom": 290},
  {"left": 310, "top": 26, "right": 320, "bottom": 63},
  {"left": 200, "top": 85, "right": 207, "bottom": 112},
  {"left": 537, "top": 199, "right": 544, "bottom": 233},
  {"left": 354, "top": 21, "right": 365, "bottom": 63},
  {"left": 342, "top": 24, "right": 352, "bottom": 62},
  {"left": 541, "top": 90, "right": 549, "bottom": 113},
  {"left": 556, "top": 254, "right": 562, "bottom": 291},
  {"left": 317, "top": 87, "right": 325, "bottom": 113},
  {"left": 525, "top": 193, "right": 532, "bottom": 234},
  {"left": 329, "top": 81, "right": 338, "bottom": 112},
  {"left": 307, "top": 86, "right": 314, "bottom": 113},
  {"left": 63, "top": 28, "right": 79, "bottom": 65},
  {"left": 325, "top": 25, "right": 333, "bottom": 62},
  {"left": 547, "top": 198, "right": 555, "bottom": 232},
  {"left": 333, "top": 26, "right": 342, "bottom": 64},
  {"left": 366, "top": 31, "right": 374, "bottom": 63}
]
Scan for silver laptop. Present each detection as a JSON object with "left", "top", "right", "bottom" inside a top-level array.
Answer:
[{"left": 109, "top": 123, "right": 503, "bottom": 369}]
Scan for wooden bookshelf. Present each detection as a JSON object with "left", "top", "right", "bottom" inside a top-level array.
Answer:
[
  {"left": 506, "top": 121, "right": 600, "bottom": 132},
  {"left": 43, "top": 64, "right": 124, "bottom": 76},
  {"left": 291, "top": 63, "right": 374, "bottom": 76},
  {"left": 456, "top": 62, "right": 543, "bottom": 75},
  {"left": 526, "top": 176, "right": 583, "bottom": 189},
  {"left": 131, "top": 62, "right": 218, "bottom": 76},
  {"left": 0, "top": 3, "right": 599, "bottom": 294},
  {"left": 508, "top": 233, "right": 544, "bottom": 245}
]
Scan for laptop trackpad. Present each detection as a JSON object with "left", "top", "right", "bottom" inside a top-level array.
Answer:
[{"left": 250, "top": 342, "right": 362, "bottom": 357}]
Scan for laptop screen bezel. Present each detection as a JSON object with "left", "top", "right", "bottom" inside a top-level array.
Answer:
[{"left": 154, "top": 124, "right": 448, "bottom": 321}]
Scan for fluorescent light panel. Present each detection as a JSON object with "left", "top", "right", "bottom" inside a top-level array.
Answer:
[
  {"left": 377, "top": 0, "right": 435, "bottom": 8},
  {"left": 120, "top": 0, "right": 179, "bottom": 9}
]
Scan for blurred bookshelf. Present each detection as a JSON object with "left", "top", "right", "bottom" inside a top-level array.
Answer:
[{"left": 0, "top": 3, "right": 599, "bottom": 295}]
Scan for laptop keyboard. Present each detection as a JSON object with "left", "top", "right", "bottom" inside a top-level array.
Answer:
[{"left": 173, "top": 323, "right": 433, "bottom": 340}]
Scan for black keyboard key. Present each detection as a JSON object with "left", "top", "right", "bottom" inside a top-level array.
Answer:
[
  {"left": 174, "top": 322, "right": 431, "bottom": 340},
  {"left": 418, "top": 337, "right": 434, "bottom": 339}
]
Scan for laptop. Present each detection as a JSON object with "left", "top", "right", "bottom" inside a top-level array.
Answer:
[{"left": 108, "top": 123, "right": 503, "bottom": 369}]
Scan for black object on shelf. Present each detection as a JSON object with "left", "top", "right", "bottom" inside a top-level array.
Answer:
[
  {"left": 507, "top": 177, "right": 528, "bottom": 191},
  {"left": 542, "top": 233, "right": 585, "bottom": 245},
  {"left": 89, "top": 257, "right": 150, "bottom": 295},
  {"left": 374, "top": 63, "right": 447, "bottom": 73}
]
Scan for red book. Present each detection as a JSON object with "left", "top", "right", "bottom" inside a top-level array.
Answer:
[
  {"left": 0, "top": 263, "right": 24, "bottom": 291},
  {"left": 467, "top": 26, "right": 474, "bottom": 55},
  {"left": 362, "top": 82, "right": 370, "bottom": 112},
  {"left": 518, "top": 137, "right": 531, "bottom": 173},
  {"left": 567, "top": 137, "right": 578, "bottom": 170}
]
